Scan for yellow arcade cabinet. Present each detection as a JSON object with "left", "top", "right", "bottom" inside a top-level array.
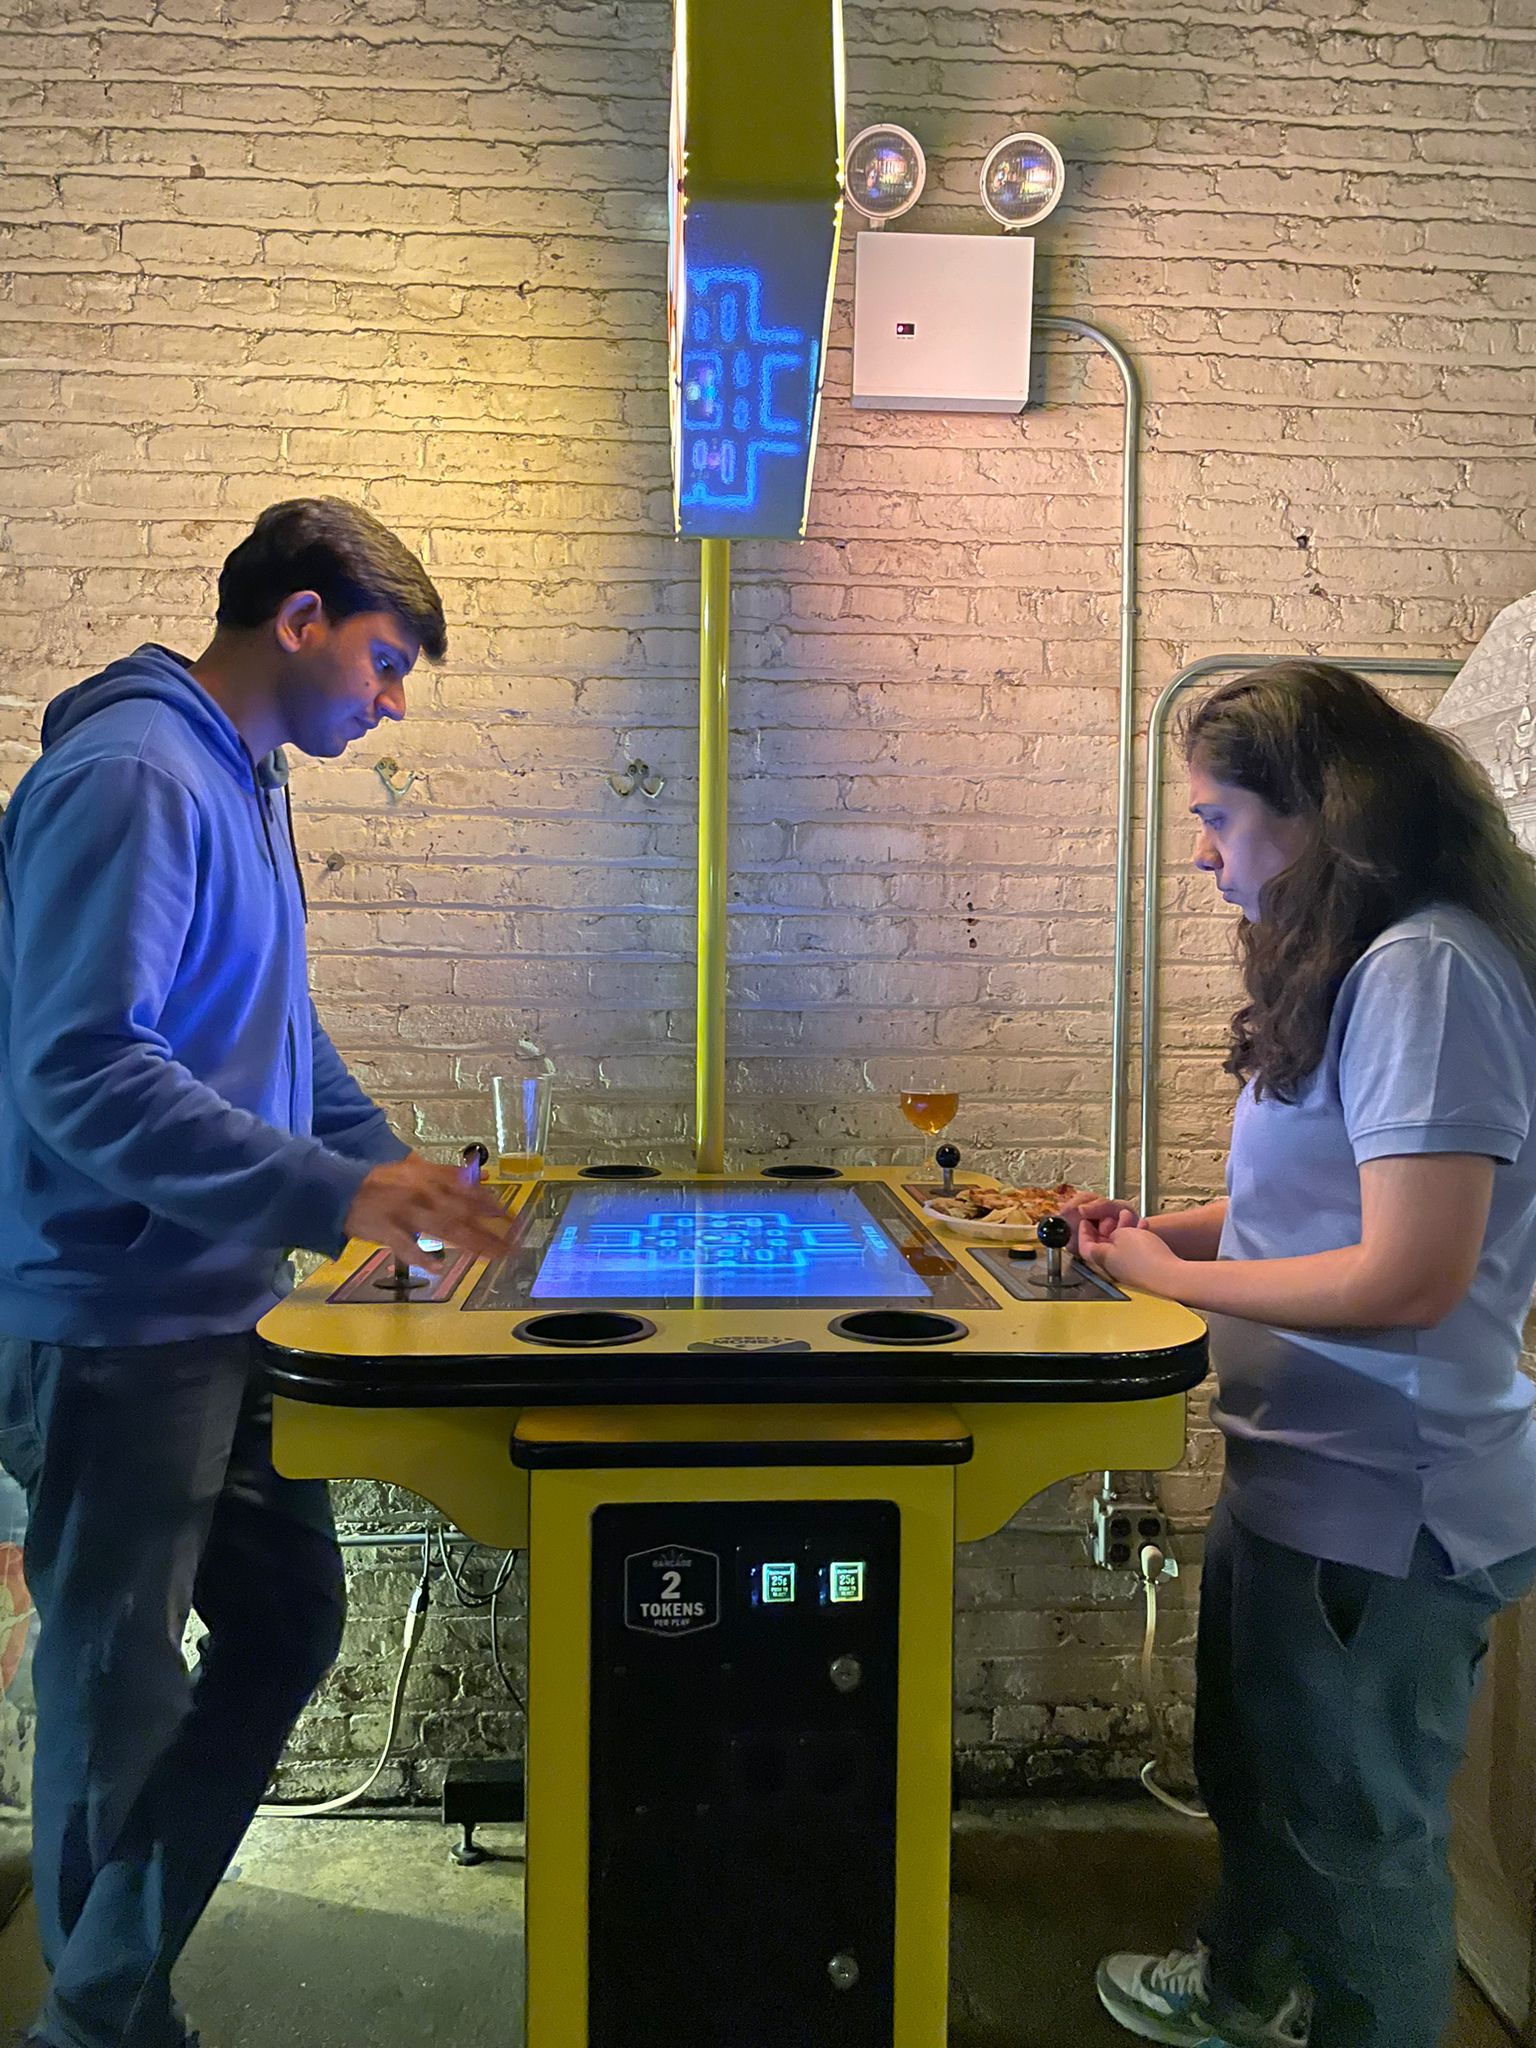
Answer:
[{"left": 263, "top": 1165, "right": 1205, "bottom": 2047}]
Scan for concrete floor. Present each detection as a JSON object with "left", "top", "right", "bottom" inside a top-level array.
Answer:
[{"left": 0, "top": 1803, "right": 1517, "bottom": 2046}]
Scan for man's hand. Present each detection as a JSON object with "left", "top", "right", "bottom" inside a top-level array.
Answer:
[
  {"left": 344, "top": 1156, "right": 511, "bottom": 1264},
  {"left": 1059, "top": 1194, "right": 1139, "bottom": 1255}
]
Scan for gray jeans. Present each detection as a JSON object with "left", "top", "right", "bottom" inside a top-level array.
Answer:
[
  {"left": 0, "top": 1333, "right": 345, "bottom": 2048},
  {"left": 1196, "top": 1496, "right": 1536, "bottom": 2048}
]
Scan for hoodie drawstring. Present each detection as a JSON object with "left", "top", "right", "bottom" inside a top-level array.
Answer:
[
  {"left": 240, "top": 741, "right": 279, "bottom": 872},
  {"left": 282, "top": 783, "right": 309, "bottom": 921},
  {"left": 238, "top": 742, "right": 307, "bottom": 924}
]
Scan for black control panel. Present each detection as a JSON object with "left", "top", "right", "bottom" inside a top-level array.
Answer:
[{"left": 588, "top": 1500, "right": 901, "bottom": 2048}]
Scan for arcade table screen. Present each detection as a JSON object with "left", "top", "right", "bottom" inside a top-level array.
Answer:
[{"left": 465, "top": 1181, "right": 991, "bottom": 1314}]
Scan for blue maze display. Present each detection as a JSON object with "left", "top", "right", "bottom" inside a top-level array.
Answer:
[
  {"left": 530, "top": 1185, "right": 931, "bottom": 1304},
  {"left": 673, "top": 201, "right": 838, "bottom": 540}
]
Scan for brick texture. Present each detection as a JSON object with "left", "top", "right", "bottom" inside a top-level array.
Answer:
[{"left": 1, "top": 0, "right": 1533, "bottom": 1799}]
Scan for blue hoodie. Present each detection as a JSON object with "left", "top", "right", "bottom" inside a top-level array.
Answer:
[{"left": 0, "top": 644, "right": 410, "bottom": 1344}]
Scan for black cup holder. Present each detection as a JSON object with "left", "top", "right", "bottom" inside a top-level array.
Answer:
[
  {"left": 760, "top": 1164, "right": 843, "bottom": 1181},
  {"left": 828, "top": 1309, "right": 968, "bottom": 1347},
  {"left": 513, "top": 1310, "right": 657, "bottom": 1348},
  {"left": 578, "top": 1164, "right": 660, "bottom": 1180}
]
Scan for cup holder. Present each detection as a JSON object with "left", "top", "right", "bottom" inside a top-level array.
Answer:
[
  {"left": 578, "top": 1164, "right": 660, "bottom": 1180},
  {"left": 513, "top": 1310, "right": 657, "bottom": 1348},
  {"left": 760, "top": 1164, "right": 842, "bottom": 1181},
  {"left": 828, "top": 1309, "right": 968, "bottom": 1347}
]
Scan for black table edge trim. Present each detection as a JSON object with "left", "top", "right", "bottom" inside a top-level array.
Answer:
[{"left": 260, "top": 1334, "right": 1209, "bottom": 1408}]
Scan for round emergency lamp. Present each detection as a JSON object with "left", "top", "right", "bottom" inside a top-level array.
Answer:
[
  {"left": 980, "top": 131, "right": 1066, "bottom": 230},
  {"left": 843, "top": 123, "right": 927, "bottom": 225}
]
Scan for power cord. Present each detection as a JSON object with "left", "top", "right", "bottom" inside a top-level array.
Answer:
[
  {"left": 258, "top": 1537, "right": 433, "bottom": 1819},
  {"left": 436, "top": 1527, "right": 525, "bottom": 1718},
  {"left": 1136, "top": 1540, "right": 1208, "bottom": 1824}
]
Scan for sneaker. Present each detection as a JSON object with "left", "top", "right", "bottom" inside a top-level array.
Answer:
[{"left": 1095, "top": 1943, "right": 1310, "bottom": 2047}]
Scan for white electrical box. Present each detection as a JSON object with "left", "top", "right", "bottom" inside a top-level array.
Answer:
[{"left": 851, "top": 231, "right": 1035, "bottom": 413}]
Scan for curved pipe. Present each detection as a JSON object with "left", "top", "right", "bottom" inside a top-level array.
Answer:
[
  {"left": 1136, "top": 653, "right": 1463, "bottom": 1216},
  {"left": 1034, "top": 316, "right": 1141, "bottom": 1198}
]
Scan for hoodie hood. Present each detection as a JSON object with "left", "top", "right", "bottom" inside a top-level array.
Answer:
[{"left": 41, "top": 643, "right": 288, "bottom": 789}]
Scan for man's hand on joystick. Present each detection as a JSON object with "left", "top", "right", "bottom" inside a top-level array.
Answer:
[{"left": 345, "top": 1155, "right": 511, "bottom": 1266}]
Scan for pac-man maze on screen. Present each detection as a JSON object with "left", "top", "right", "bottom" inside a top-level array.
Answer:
[{"left": 669, "top": 0, "right": 844, "bottom": 540}]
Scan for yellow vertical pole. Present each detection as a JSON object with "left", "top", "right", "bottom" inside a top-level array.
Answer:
[{"left": 694, "top": 537, "right": 731, "bottom": 1173}]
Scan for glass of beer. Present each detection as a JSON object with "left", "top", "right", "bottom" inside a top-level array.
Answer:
[
  {"left": 888, "top": 1073, "right": 962, "bottom": 1171},
  {"left": 491, "top": 1071, "right": 553, "bottom": 1179},
  {"left": 898, "top": 1088, "right": 959, "bottom": 1140}
]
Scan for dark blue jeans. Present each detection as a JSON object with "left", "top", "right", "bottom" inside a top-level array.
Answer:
[
  {"left": 1196, "top": 1496, "right": 1536, "bottom": 2048},
  {"left": 0, "top": 1332, "right": 345, "bottom": 2048}
]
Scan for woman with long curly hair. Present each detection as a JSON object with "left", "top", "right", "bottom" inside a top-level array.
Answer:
[{"left": 1080, "top": 662, "right": 1536, "bottom": 2048}]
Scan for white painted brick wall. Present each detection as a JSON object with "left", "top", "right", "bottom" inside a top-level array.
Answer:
[{"left": 1, "top": 0, "right": 1533, "bottom": 1795}]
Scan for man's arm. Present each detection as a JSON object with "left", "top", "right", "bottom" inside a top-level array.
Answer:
[
  {"left": 310, "top": 1002, "right": 412, "bottom": 1166},
  {"left": 9, "top": 759, "right": 370, "bottom": 1254}
]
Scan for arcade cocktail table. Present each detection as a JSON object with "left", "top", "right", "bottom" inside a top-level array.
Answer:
[{"left": 263, "top": 1165, "right": 1206, "bottom": 2048}]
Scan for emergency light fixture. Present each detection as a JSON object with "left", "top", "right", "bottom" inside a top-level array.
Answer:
[
  {"left": 843, "top": 124, "right": 926, "bottom": 226},
  {"left": 980, "top": 132, "right": 1066, "bottom": 230}
]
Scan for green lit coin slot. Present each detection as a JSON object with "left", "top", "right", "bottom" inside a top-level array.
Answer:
[
  {"left": 829, "top": 1560, "right": 866, "bottom": 1604},
  {"left": 760, "top": 1562, "right": 796, "bottom": 1605}
]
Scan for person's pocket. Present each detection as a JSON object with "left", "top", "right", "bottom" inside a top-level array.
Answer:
[
  {"left": 1314, "top": 1557, "right": 1374, "bottom": 1651},
  {"left": 0, "top": 1338, "right": 43, "bottom": 1490}
]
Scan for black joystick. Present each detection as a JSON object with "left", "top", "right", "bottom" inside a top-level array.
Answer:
[
  {"left": 1037, "top": 1214, "right": 1072, "bottom": 1287},
  {"left": 374, "top": 1253, "right": 431, "bottom": 1297},
  {"left": 461, "top": 1142, "right": 490, "bottom": 1184},
  {"left": 935, "top": 1143, "right": 960, "bottom": 1196}
]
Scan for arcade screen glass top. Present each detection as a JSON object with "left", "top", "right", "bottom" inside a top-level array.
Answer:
[{"left": 461, "top": 1180, "right": 993, "bottom": 1314}]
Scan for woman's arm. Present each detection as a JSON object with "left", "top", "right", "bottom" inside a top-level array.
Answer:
[
  {"left": 1143, "top": 1199, "right": 1229, "bottom": 1262},
  {"left": 1064, "top": 1195, "right": 1229, "bottom": 1261},
  {"left": 1082, "top": 1154, "right": 1494, "bottom": 1330}
]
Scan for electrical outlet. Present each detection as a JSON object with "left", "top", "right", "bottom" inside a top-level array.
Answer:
[{"left": 1089, "top": 1496, "right": 1169, "bottom": 1570}]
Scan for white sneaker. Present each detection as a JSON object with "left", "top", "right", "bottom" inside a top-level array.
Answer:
[{"left": 1095, "top": 1943, "right": 1310, "bottom": 2047}]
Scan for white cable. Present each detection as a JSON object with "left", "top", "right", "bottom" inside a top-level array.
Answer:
[
  {"left": 256, "top": 1559, "right": 431, "bottom": 1820},
  {"left": 1136, "top": 1541, "right": 1209, "bottom": 1824}
]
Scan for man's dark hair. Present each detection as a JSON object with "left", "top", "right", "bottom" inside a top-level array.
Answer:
[{"left": 215, "top": 498, "right": 447, "bottom": 662}]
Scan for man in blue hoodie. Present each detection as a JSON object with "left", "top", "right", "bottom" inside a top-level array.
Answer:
[{"left": 0, "top": 499, "right": 510, "bottom": 2048}]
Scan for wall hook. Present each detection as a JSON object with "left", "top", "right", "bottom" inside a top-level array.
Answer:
[
  {"left": 608, "top": 758, "right": 666, "bottom": 800},
  {"left": 373, "top": 757, "right": 418, "bottom": 804}
]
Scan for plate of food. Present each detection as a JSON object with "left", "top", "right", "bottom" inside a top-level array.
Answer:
[{"left": 921, "top": 1182, "right": 1083, "bottom": 1243}]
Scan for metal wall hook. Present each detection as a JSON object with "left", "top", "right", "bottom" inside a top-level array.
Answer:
[
  {"left": 373, "top": 757, "right": 419, "bottom": 803},
  {"left": 608, "top": 759, "right": 666, "bottom": 800}
]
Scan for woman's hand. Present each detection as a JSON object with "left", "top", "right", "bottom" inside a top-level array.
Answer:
[
  {"left": 1059, "top": 1195, "right": 1139, "bottom": 1254},
  {"left": 1079, "top": 1218, "right": 1187, "bottom": 1296}
]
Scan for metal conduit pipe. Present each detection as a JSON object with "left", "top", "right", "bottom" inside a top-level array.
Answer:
[
  {"left": 1135, "top": 653, "right": 1464, "bottom": 1217},
  {"left": 1034, "top": 317, "right": 1142, "bottom": 1200}
]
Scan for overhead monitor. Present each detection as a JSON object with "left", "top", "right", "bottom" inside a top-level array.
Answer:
[{"left": 668, "top": 0, "right": 844, "bottom": 540}]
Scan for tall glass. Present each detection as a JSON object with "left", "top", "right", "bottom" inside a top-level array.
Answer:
[{"left": 491, "top": 1071, "right": 553, "bottom": 1179}]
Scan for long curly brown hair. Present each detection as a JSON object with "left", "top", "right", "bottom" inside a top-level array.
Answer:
[{"left": 1181, "top": 661, "right": 1536, "bottom": 1102}]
